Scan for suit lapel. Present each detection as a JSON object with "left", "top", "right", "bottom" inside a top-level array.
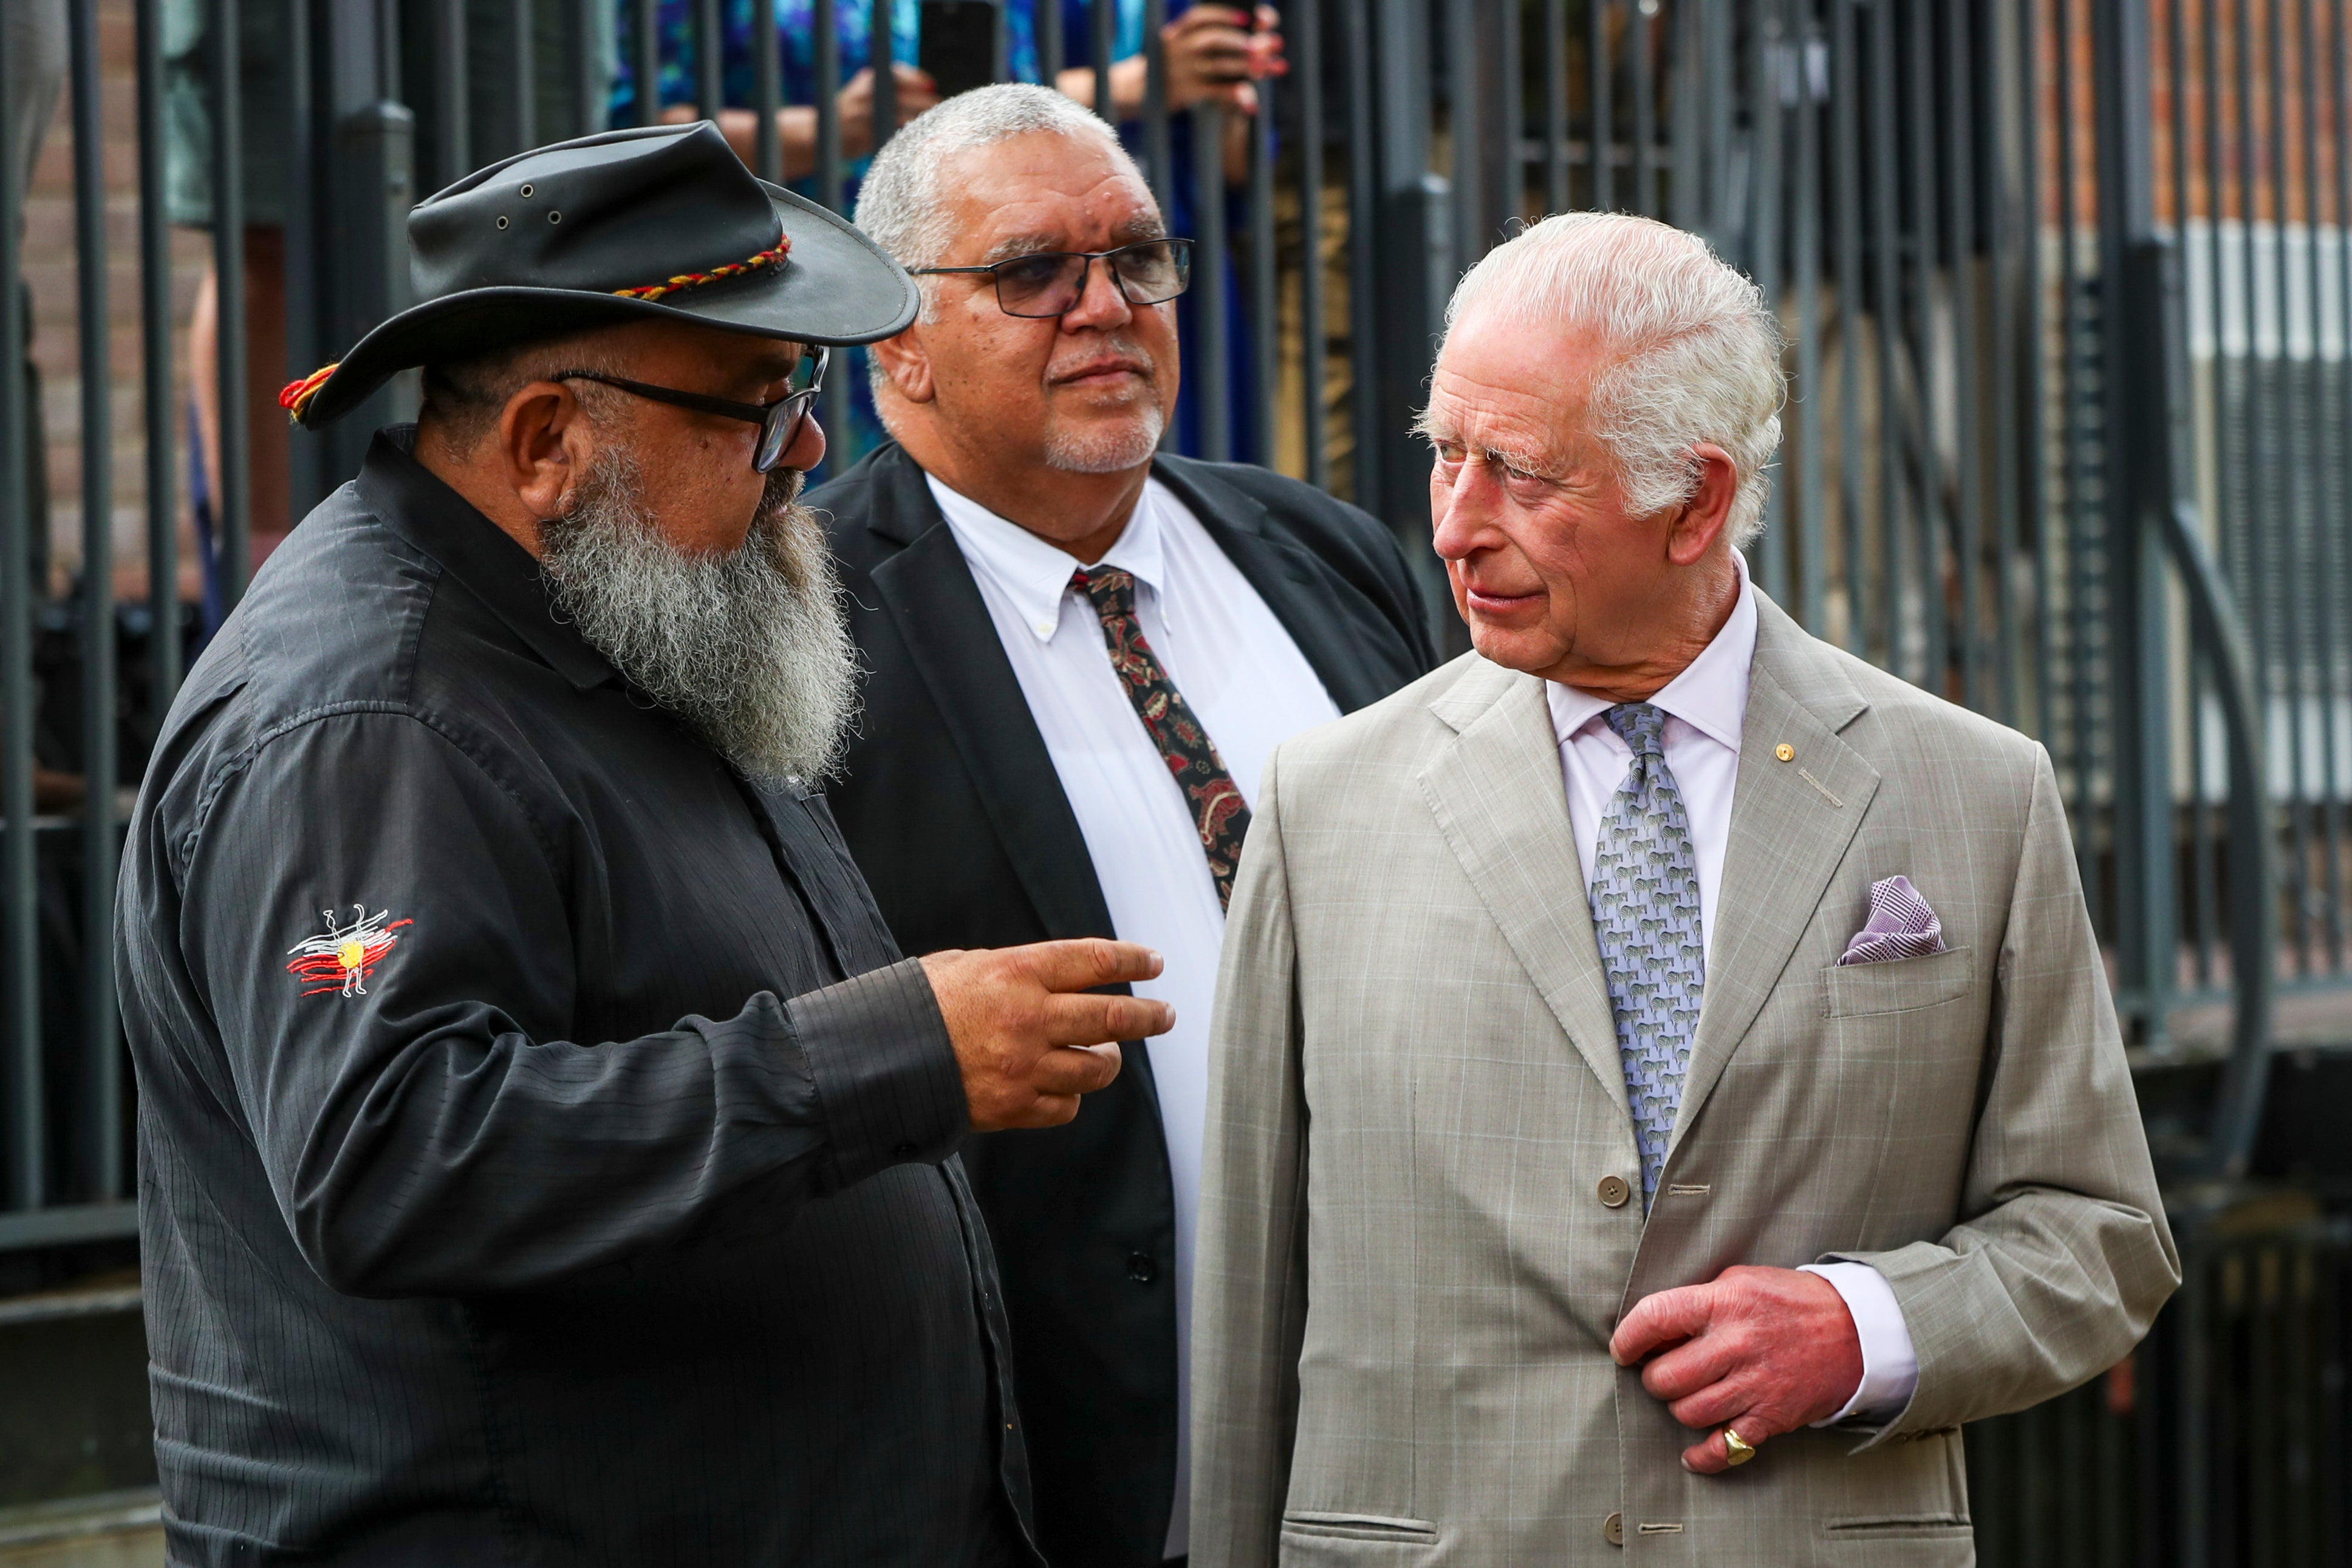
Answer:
[
  {"left": 1667, "top": 599, "right": 1879, "bottom": 1159},
  {"left": 862, "top": 455, "right": 1123, "bottom": 947},
  {"left": 1418, "top": 661, "right": 1630, "bottom": 1114},
  {"left": 1151, "top": 458, "right": 1401, "bottom": 715}
]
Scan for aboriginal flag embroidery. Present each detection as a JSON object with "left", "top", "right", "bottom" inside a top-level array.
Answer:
[{"left": 286, "top": 905, "right": 412, "bottom": 998}]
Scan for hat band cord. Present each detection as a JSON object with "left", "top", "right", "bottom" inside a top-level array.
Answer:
[{"left": 279, "top": 237, "right": 795, "bottom": 424}]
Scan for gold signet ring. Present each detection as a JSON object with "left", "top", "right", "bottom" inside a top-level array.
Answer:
[{"left": 1722, "top": 1428, "right": 1759, "bottom": 1467}]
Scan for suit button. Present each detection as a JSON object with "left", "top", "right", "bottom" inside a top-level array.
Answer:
[
  {"left": 1127, "top": 1251, "right": 1159, "bottom": 1283},
  {"left": 1604, "top": 1512, "right": 1624, "bottom": 1546},
  {"left": 1598, "top": 1174, "right": 1632, "bottom": 1208}
]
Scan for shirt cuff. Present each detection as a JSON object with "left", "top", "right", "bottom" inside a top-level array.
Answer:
[
  {"left": 1799, "top": 1261, "right": 1920, "bottom": 1428},
  {"left": 785, "top": 958, "right": 970, "bottom": 1190}
]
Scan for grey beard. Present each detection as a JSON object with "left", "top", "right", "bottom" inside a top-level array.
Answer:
[
  {"left": 1041, "top": 336, "right": 1166, "bottom": 474},
  {"left": 540, "top": 449, "right": 858, "bottom": 786}
]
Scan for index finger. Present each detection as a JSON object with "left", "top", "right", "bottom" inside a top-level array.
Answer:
[
  {"left": 1610, "top": 1283, "right": 1717, "bottom": 1365},
  {"left": 1018, "top": 937, "right": 1166, "bottom": 993}
]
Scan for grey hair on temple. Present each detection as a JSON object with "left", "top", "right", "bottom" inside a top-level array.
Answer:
[
  {"left": 1437, "top": 212, "right": 1787, "bottom": 548},
  {"left": 856, "top": 82, "right": 1152, "bottom": 319}
]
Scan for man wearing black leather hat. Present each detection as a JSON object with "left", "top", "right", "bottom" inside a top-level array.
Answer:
[{"left": 117, "top": 121, "right": 1172, "bottom": 1566}]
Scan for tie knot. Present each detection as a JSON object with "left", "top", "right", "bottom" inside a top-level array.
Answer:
[
  {"left": 1072, "top": 565, "right": 1138, "bottom": 619},
  {"left": 1604, "top": 701, "right": 1669, "bottom": 759}
]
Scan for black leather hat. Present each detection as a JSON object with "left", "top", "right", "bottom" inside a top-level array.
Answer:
[{"left": 283, "top": 121, "right": 919, "bottom": 428}]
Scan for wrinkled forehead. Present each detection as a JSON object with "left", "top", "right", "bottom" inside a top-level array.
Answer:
[
  {"left": 938, "top": 132, "right": 1163, "bottom": 262},
  {"left": 1424, "top": 310, "right": 1604, "bottom": 457}
]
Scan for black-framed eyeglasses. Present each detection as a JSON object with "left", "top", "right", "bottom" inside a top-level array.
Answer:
[
  {"left": 908, "top": 239, "right": 1194, "bottom": 319},
  {"left": 553, "top": 344, "right": 828, "bottom": 473}
]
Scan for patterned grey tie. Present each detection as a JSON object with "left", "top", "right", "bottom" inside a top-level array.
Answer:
[{"left": 1586, "top": 701, "right": 1706, "bottom": 1207}]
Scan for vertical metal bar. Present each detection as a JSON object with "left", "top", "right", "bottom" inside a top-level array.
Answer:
[
  {"left": 2248, "top": 0, "right": 2304, "bottom": 970},
  {"left": 1144, "top": 0, "right": 1172, "bottom": 214},
  {"left": 513, "top": 0, "right": 538, "bottom": 151},
  {"left": 1250, "top": 80, "right": 1278, "bottom": 465},
  {"left": 1832, "top": 0, "right": 1864, "bottom": 654},
  {"left": 1591, "top": 0, "right": 1614, "bottom": 210},
  {"left": 0, "top": 3, "right": 39, "bottom": 1210},
  {"left": 1092, "top": 0, "right": 1116, "bottom": 121},
  {"left": 212, "top": 0, "right": 250, "bottom": 605},
  {"left": 2327, "top": 0, "right": 2352, "bottom": 973},
  {"left": 282, "top": 0, "right": 318, "bottom": 517},
  {"left": 1632, "top": 0, "right": 1655, "bottom": 214},
  {"left": 1948, "top": 0, "right": 1987, "bottom": 711},
  {"left": 1906, "top": 0, "right": 1949, "bottom": 695},
  {"left": 1448, "top": 0, "right": 1480, "bottom": 268},
  {"left": 1991, "top": 0, "right": 2023, "bottom": 720},
  {"left": 135, "top": 0, "right": 179, "bottom": 708},
  {"left": 1344, "top": 0, "right": 1380, "bottom": 511},
  {"left": 634, "top": 0, "right": 662, "bottom": 127},
  {"left": 1794, "top": 0, "right": 1825, "bottom": 635},
  {"left": 68, "top": 0, "right": 118, "bottom": 1201},
  {"left": 1299, "top": 0, "right": 1328, "bottom": 489},
  {"left": 818, "top": 0, "right": 846, "bottom": 439},
  {"left": 1037, "top": 0, "right": 1063, "bottom": 81},
  {"left": 1868, "top": 0, "right": 1906, "bottom": 677},
  {"left": 1545, "top": 0, "right": 1568, "bottom": 212},
  {"left": 2026, "top": 0, "right": 2052, "bottom": 738},
  {"left": 873, "top": 0, "right": 898, "bottom": 152},
  {"left": 697, "top": 0, "right": 724, "bottom": 127},
  {"left": 1749, "top": 0, "right": 1788, "bottom": 602},
  {"left": 1497, "top": 0, "right": 1523, "bottom": 229},
  {"left": 2057, "top": 0, "right": 2094, "bottom": 879},
  {"left": 578, "top": 0, "right": 604, "bottom": 135},
  {"left": 754, "top": 0, "right": 782, "bottom": 180},
  {"left": 1195, "top": 103, "right": 1231, "bottom": 461},
  {"left": 436, "top": 0, "right": 471, "bottom": 177},
  {"left": 2296, "top": 0, "right": 2344, "bottom": 973}
]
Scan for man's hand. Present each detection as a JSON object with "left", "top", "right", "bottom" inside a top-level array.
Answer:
[
  {"left": 921, "top": 939, "right": 1173, "bottom": 1131},
  {"left": 1608, "top": 1265, "right": 1864, "bottom": 1473},
  {"left": 1161, "top": 6, "right": 1287, "bottom": 113}
]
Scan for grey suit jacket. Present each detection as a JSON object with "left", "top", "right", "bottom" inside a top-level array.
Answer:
[{"left": 1191, "top": 595, "right": 2178, "bottom": 1566}]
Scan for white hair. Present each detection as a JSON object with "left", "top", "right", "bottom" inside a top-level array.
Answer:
[
  {"left": 856, "top": 82, "right": 1149, "bottom": 318},
  {"left": 1436, "top": 211, "right": 1786, "bottom": 547}
]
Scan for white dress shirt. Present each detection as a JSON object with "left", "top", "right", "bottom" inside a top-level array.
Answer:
[
  {"left": 929, "top": 473, "right": 1341, "bottom": 1557},
  {"left": 1544, "top": 553, "right": 1919, "bottom": 1428}
]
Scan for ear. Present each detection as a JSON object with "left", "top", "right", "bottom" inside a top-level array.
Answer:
[
  {"left": 869, "top": 325, "right": 937, "bottom": 404},
  {"left": 1664, "top": 442, "right": 1739, "bottom": 567},
  {"left": 502, "top": 381, "right": 595, "bottom": 533}
]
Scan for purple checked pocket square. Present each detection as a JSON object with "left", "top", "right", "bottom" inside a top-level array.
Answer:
[{"left": 1836, "top": 875, "right": 1947, "bottom": 966}]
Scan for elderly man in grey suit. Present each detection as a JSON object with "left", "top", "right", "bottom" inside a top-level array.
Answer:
[{"left": 1191, "top": 211, "right": 2179, "bottom": 1564}]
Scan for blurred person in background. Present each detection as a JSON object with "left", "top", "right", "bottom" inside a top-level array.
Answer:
[
  {"left": 617, "top": 0, "right": 1282, "bottom": 469},
  {"left": 816, "top": 84, "right": 1429, "bottom": 1567}
]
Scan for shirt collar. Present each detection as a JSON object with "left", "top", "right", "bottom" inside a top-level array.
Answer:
[
  {"left": 358, "top": 426, "right": 617, "bottom": 691},
  {"left": 1545, "top": 551, "right": 1757, "bottom": 752},
  {"left": 926, "top": 472, "right": 1167, "bottom": 643}
]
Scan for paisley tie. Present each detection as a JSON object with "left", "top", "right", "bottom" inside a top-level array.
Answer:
[
  {"left": 1073, "top": 567, "right": 1253, "bottom": 910},
  {"left": 1586, "top": 701, "right": 1706, "bottom": 1207}
]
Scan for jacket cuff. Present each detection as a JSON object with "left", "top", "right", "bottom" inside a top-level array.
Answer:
[
  {"left": 787, "top": 958, "right": 969, "bottom": 1188},
  {"left": 1800, "top": 1261, "right": 1921, "bottom": 1428}
]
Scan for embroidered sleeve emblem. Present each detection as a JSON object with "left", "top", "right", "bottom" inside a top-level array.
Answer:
[{"left": 286, "top": 905, "right": 412, "bottom": 998}]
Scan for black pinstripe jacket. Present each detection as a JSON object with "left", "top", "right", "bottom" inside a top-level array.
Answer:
[{"left": 117, "top": 428, "right": 1037, "bottom": 1567}]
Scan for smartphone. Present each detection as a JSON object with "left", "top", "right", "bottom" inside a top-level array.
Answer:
[{"left": 918, "top": 0, "right": 1002, "bottom": 101}]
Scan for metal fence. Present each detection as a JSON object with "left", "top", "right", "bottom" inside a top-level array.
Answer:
[{"left": 1, "top": 0, "right": 2347, "bottom": 1547}]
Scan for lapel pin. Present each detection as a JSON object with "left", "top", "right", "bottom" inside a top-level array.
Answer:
[{"left": 1774, "top": 743, "right": 1795, "bottom": 763}]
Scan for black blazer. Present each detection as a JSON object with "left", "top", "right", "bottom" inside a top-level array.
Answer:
[{"left": 813, "top": 441, "right": 1435, "bottom": 1567}]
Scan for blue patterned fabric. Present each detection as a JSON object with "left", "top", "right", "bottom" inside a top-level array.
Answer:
[{"left": 1587, "top": 702, "right": 1706, "bottom": 1205}]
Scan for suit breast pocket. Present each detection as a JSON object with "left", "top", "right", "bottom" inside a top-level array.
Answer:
[{"left": 1824, "top": 946, "right": 1975, "bottom": 1018}]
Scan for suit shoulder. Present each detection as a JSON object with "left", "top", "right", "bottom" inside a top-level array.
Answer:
[{"left": 1797, "top": 635, "right": 2045, "bottom": 809}]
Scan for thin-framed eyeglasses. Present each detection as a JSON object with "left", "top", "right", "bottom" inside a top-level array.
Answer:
[
  {"left": 908, "top": 239, "right": 1194, "bottom": 319},
  {"left": 553, "top": 344, "right": 828, "bottom": 474}
]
